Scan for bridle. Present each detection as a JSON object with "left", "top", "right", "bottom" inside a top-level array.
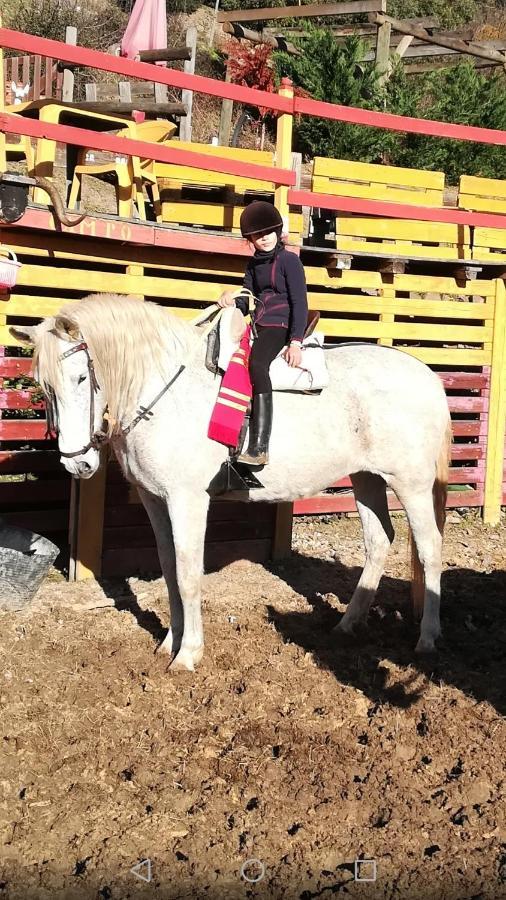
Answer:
[
  {"left": 47, "top": 326, "right": 209, "bottom": 458},
  {"left": 46, "top": 305, "right": 236, "bottom": 458},
  {"left": 49, "top": 341, "right": 108, "bottom": 459}
]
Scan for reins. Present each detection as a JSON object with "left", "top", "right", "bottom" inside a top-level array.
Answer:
[{"left": 49, "top": 300, "right": 248, "bottom": 456}]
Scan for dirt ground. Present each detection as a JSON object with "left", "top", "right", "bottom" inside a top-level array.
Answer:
[{"left": 0, "top": 511, "right": 505, "bottom": 900}]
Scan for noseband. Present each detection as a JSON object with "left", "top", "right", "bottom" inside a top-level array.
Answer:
[{"left": 50, "top": 341, "right": 108, "bottom": 459}]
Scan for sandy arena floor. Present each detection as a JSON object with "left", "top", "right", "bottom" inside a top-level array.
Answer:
[{"left": 0, "top": 511, "right": 505, "bottom": 900}]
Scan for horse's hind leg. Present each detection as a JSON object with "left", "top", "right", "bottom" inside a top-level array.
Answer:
[
  {"left": 391, "top": 480, "right": 442, "bottom": 654},
  {"left": 335, "top": 471, "right": 394, "bottom": 637}
]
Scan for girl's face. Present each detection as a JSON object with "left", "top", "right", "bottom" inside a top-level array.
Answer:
[{"left": 250, "top": 229, "right": 279, "bottom": 252}]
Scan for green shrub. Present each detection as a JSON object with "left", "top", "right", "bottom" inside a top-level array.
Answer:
[{"left": 274, "top": 27, "right": 506, "bottom": 183}]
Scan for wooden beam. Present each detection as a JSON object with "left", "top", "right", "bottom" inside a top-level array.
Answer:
[
  {"left": 375, "top": 13, "right": 506, "bottom": 66},
  {"left": 139, "top": 47, "right": 192, "bottom": 62},
  {"left": 222, "top": 21, "right": 302, "bottom": 55},
  {"left": 218, "top": 1, "right": 387, "bottom": 25},
  {"left": 394, "top": 34, "right": 414, "bottom": 59},
  {"left": 406, "top": 56, "right": 503, "bottom": 74},
  {"left": 363, "top": 37, "right": 506, "bottom": 62},
  {"left": 264, "top": 16, "right": 439, "bottom": 38},
  {"left": 68, "top": 101, "right": 187, "bottom": 116}
]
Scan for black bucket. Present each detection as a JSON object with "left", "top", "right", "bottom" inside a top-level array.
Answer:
[{"left": 0, "top": 523, "right": 60, "bottom": 611}]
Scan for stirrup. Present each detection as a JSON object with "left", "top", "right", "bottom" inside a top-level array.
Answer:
[{"left": 207, "top": 459, "right": 264, "bottom": 496}]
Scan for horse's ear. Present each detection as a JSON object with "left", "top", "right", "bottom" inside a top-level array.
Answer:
[
  {"left": 9, "top": 324, "right": 37, "bottom": 345},
  {"left": 53, "top": 315, "right": 81, "bottom": 342}
]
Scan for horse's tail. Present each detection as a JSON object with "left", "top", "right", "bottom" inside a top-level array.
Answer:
[{"left": 410, "top": 418, "right": 452, "bottom": 620}]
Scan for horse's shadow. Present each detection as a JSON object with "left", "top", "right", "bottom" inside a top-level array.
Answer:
[
  {"left": 267, "top": 551, "right": 506, "bottom": 717},
  {"left": 95, "top": 551, "right": 505, "bottom": 717},
  {"left": 98, "top": 575, "right": 167, "bottom": 644}
]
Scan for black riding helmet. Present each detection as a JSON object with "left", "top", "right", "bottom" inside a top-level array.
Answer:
[{"left": 240, "top": 200, "right": 283, "bottom": 238}]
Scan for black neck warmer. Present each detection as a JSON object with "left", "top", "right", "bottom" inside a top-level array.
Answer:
[{"left": 252, "top": 240, "right": 284, "bottom": 263}]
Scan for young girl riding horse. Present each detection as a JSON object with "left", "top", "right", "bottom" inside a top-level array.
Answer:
[{"left": 218, "top": 201, "right": 308, "bottom": 466}]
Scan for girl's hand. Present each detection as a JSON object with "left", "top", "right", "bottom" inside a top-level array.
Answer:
[
  {"left": 283, "top": 341, "right": 303, "bottom": 368},
  {"left": 218, "top": 290, "right": 236, "bottom": 308}
]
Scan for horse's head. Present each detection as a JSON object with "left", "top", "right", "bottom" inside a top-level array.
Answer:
[{"left": 10, "top": 315, "right": 107, "bottom": 479}]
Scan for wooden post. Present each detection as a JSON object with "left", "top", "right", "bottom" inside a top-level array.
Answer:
[
  {"left": 275, "top": 77, "right": 294, "bottom": 238},
  {"left": 69, "top": 449, "right": 108, "bottom": 580},
  {"left": 62, "top": 26, "right": 77, "bottom": 102},
  {"left": 483, "top": 278, "right": 506, "bottom": 524},
  {"left": 0, "top": 11, "right": 6, "bottom": 173},
  {"left": 180, "top": 26, "right": 197, "bottom": 142},
  {"left": 375, "top": 19, "right": 391, "bottom": 86},
  {"left": 378, "top": 279, "right": 395, "bottom": 345},
  {"left": 272, "top": 502, "right": 293, "bottom": 559},
  {"left": 218, "top": 60, "right": 233, "bottom": 146}
]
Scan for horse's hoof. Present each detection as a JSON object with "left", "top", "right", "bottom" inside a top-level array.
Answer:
[
  {"left": 168, "top": 645, "right": 204, "bottom": 672},
  {"left": 415, "top": 637, "right": 437, "bottom": 655},
  {"left": 333, "top": 617, "right": 361, "bottom": 637}
]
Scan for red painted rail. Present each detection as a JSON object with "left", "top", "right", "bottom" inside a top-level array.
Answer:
[
  {"left": 294, "top": 96, "right": 506, "bottom": 146},
  {"left": 3, "top": 26, "right": 506, "bottom": 148},
  {"left": 0, "top": 112, "right": 295, "bottom": 186},
  {"left": 0, "top": 28, "right": 292, "bottom": 114},
  {"left": 289, "top": 189, "right": 506, "bottom": 230}
]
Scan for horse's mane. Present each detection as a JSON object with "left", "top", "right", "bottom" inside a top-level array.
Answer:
[{"left": 34, "top": 294, "right": 197, "bottom": 437}]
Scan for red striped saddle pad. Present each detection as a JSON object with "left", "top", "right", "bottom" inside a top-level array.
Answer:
[{"left": 207, "top": 325, "right": 252, "bottom": 449}]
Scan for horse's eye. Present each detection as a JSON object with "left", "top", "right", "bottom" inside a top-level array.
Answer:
[{"left": 78, "top": 374, "right": 87, "bottom": 385}]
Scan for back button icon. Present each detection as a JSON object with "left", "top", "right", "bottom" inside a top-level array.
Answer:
[{"left": 130, "top": 858, "right": 152, "bottom": 883}]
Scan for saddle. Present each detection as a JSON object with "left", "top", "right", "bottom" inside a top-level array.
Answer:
[{"left": 205, "top": 307, "right": 328, "bottom": 392}]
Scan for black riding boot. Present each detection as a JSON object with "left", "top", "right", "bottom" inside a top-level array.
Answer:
[{"left": 237, "top": 392, "right": 273, "bottom": 466}]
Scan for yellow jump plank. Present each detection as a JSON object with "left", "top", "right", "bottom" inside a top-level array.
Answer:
[
  {"left": 1, "top": 295, "right": 78, "bottom": 317},
  {"left": 458, "top": 194, "right": 506, "bottom": 214},
  {"left": 312, "top": 177, "right": 443, "bottom": 206},
  {"left": 306, "top": 293, "right": 494, "bottom": 320},
  {"left": 318, "top": 318, "right": 492, "bottom": 343},
  {"left": 335, "top": 237, "right": 468, "bottom": 260},
  {"left": 336, "top": 217, "right": 469, "bottom": 243},
  {"left": 156, "top": 164, "right": 273, "bottom": 191},
  {"left": 160, "top": 200, "right": 303, "bottom": 236},
  {"left": 4, "top": 232, "right": 248, "bottom": 278},
  {"left": 313, "top": 157, "right": 445, "bottom": 191},
  {"left": 472, "top": 248, "right": 506, "bottom": 261},
  {"left": 459, "top": 174, "right": 506, "bottom": 201},
  {"left": 395, "top": 346, "right": 490, "bottom": 366},
  {"left": 171, "top": 141, "right": 274, "bottom": 164},
  {"left": 3, "top": 292, "right": 493, "bottom": 325},
  {"left": 472, "top": 227, "right": 506, "bottom": 249},
  {"left": 392, "top": 274, "right": 496, "bottom": 296},
  {"left": 304, "top": 267, "right": 382, "bottom": 290}
]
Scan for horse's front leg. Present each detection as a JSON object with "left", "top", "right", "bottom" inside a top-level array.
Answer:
[
  {"left": 166, "top": 488, "right": 210, "bottom": 671},
  {"left": 136, "top": 487, "right": 183, "bottom": 657}
]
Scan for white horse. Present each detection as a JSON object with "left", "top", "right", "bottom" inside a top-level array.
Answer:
[{"left": 10, "top": 294, "right": 452, "bottom": 670}]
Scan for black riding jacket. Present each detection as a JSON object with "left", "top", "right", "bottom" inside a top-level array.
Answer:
[{"left": 235, "top": 243, "right": 308, "bottom": 342}]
